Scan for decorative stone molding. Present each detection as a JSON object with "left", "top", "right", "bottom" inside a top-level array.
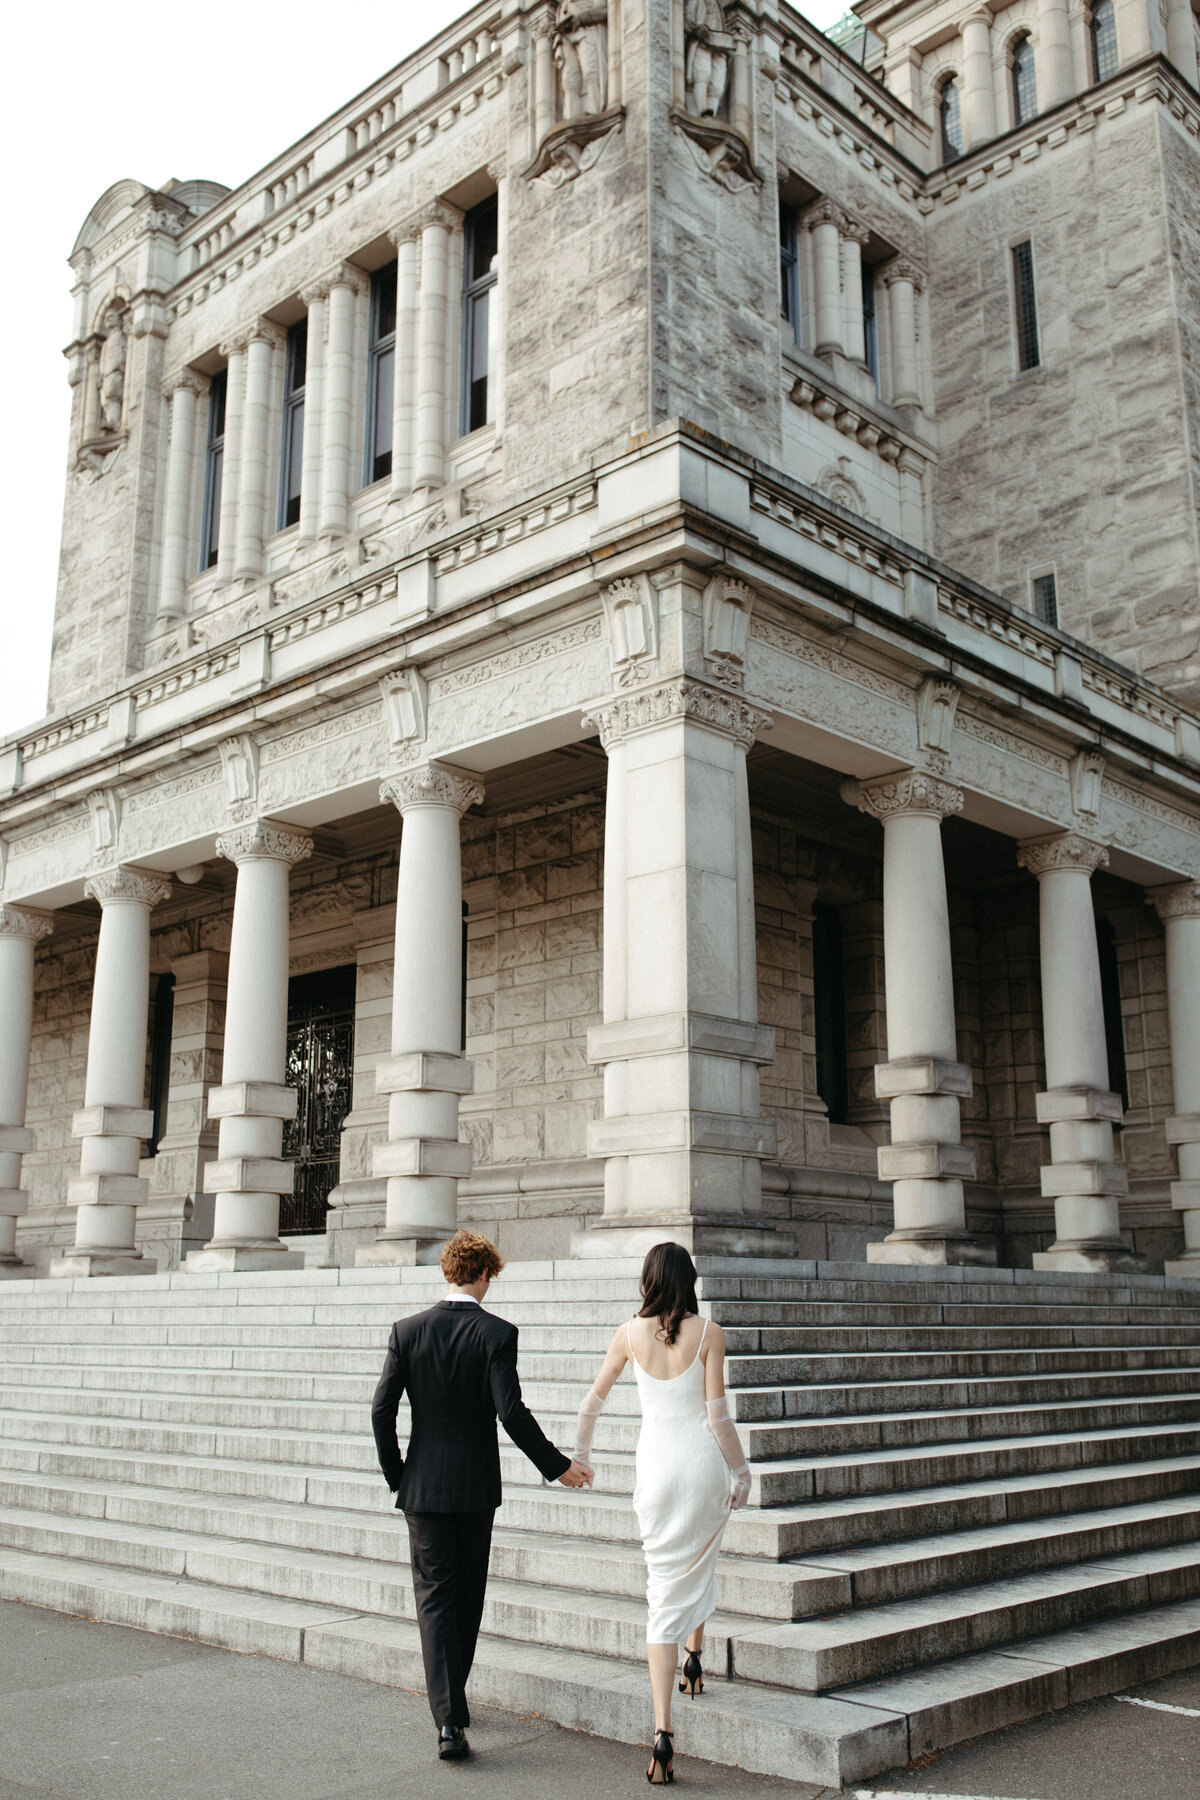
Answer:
[
  {"left": 215, "top": 822, "right": 314, "bottom": 866},
  {"left": 583, "top": 679, "right": 771, "bottom": 750},
  {"left": 380, "top": 763, "right": 485, "bottom": 816},
  {"left": 702, "top": 575, "right": 756, "bottom": 687},
  {"left": 84, "top": 866, "right": 173, "bottom": 908},
  {"left": 380, "top": 668, "right": 429, "bottom": 751},
  {"left": 800, "top": 197, "right": 851, "bottom": 235},
  {"left": 671, "top": 108, "right": 759, "bottom": 191},
  {"left": 1017, "top": 832, "right": 1109, "bottom": 876},
  {"left": 244, "top": 318, "right": 286, "bottom": 350},
  {"left": 849, "top": 769, "right": 965, "bottom": 822},
  {"left": 87, "top": 789, "right": 120, "bottom": 865},
  {"left": 305, "top": 262, "right": 370, "bottom": 304},
  {"left": 219, "top": 735, "right": 260, "bottom": 822},
  {"left": 787, "top": 376, "right": 911, "bottom": 468},
  {"left": 527, "top": 107, "right": 625, "bottom": 186},
  {"left": 839, "top": 215, "right": 871, "bottom": 246},
  {"left": 1149, "top": 881, "right": 1200, "bottom": 921},
  {"left": 162, "top": 369, "right": 206, "bottom": 400},
  {"left": 0, "top": 904, "right": 54, "bottom": 942},
  {"left": 915, "top": 677, "right": 958, "bottom": 769},
  {"left": 1069, "top": 748, "right": 1105, "bottom": 821},
  {"left": 882, "top": 256, "right": 925, "bottom": 292},
  {"left": 600, "top": 576, "right": 659, "bottom": 686},
  {"left": 411, "top": 200, "right": 464, "bottom": 236}
]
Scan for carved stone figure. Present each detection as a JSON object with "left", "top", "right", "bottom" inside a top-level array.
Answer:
[
  {"left": 555, "top": 0, "right": 608, "bottom": 118},
  {"left": 97, "top": 309, "right": 127, "bottom": 434},
  {"left": 684, "top": 0, "right": 732, "bottom": 117}
]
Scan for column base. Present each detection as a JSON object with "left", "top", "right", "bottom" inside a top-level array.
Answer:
[
  {"left": 1163, "top": 1256, "right": 1200, "bottom": 1282},
  {"left": 1032, "top": 1243, "right": 1148, "bottom": 1274},
  {"left": 355, "top": 1234, "right": 448, "bottom": 1267},
  {"left": 867, "top": 1231, "right": 997, "bottom": 1268},
  {"left": 572, "top": 1213, "right": 793, "bottom": 1260},
  {"left": 48, "top": 1250, "right": 158, "bottom": 1279},
  {"left": 185, "top": 1244, "right": 305, "bottom": 1274}
]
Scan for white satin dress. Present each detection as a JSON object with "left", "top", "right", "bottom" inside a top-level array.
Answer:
[{"left": 628, "top": 1319, "right": 733, "bottom": 1646}]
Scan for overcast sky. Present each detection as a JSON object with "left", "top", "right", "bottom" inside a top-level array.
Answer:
[{"left": 2, "top": 0, "right": 843, "bottom": 743}]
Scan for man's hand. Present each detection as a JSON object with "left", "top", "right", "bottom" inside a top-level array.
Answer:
[{"left": 558, "top": 1458, "right": 593, "bottom": 1488}]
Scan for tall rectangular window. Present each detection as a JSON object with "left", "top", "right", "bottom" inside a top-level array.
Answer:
[
  {"left": 1090, "top": 0, "right": 1118, "bottom": 80},
  {"left": 366, "top": 261, "right": 397, "bottom": 485},
  {"left": 200, "top": 369, "right": 227, "bottom": 571},
  {"left": 146, "top": 972, "right": 175, "bottom": 1158},
  {"left": 780, "top": 203, "right": 801, "bottom": 346},
  {"left": 278, "top": 318, "right": 307, "bottom": 529},
  {"left": 1032, "top": 572, "right": 1058, "bottom": 626},
  {"left": 461, "top": 195, "right": 499, "bottom": 436},
  {"left": 813, "top": 903, "right": 849, "bottom": 1126},
  {"left": 1012, "top": 240, "right": 1040, "bottom": 371},
  {"left": 862, "top": 265, "right": 878, "bottom": 386}
]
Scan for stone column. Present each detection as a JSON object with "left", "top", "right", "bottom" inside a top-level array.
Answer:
[
  {"left": 157, "top": 372, "right": 203, "bottom": 622},
  {"left": 1149, "top": 883, "right": 1200, "bottom": 1277},
  {"left": 51, "top": 868, "right": 172, "bottom": 1279},
  {"left": 1165, "top": 0, "right": 1200, "bottom": 84},
  {"left": 582, "top": 681, "right": 778, "bottom": 1258},
  {"left": 608, "top": 0, "right": 623, "bottom": 108},
  {"left": 188, "top": 822, "right": 312, "bottom": 1272},
  {"left": 883, "top": 259, "right": 923, "bottom": 409},
  {"left": 389, "top": 228, "right": 421, "bottom": 501},
  {"left": 358, "top": 764, "right": 484, "bottom": 1266},
  {"left": 413, "top": 205, "right": 460, "bottom": 493},
  {"left": 0, "top": 904, "right": 53, "bottom": 1278},
  {"left": 840, "top": 219, "right": 870, "bottom": 366},
  {"left": 1039, "top": 0, "right": 1074, "bottom": 107},
  {"left": 1118, "top": 0, "right": 1154, "bottom": 62},
  {"left": 534, "top": 8, "right": 557, "bottom": 140},
  {"left": 803, "top": 202, "right": 845, "bottom": 357},
  {"left": 215, "top": 339, "right": 245, "bottom": 585},
  {"left": 319, "top": 267, "right": 366, "bottom": 539},
  {"left": 1018, "top": 833, "right": 1144, "bottom": 1272},
  {"left": 847, "top": 771, "right": 993, "bottom": 1266},
  {"left": 296, "top": 287, "right": 326, "bottom": 546},
  {"left": 961, "top": 11, "right": 997, "bottom": 150},
  {"left": 234, "top": 323, "right": 283, "bottom": 581}
]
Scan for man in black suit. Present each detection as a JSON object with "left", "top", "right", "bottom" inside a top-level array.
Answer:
[{"left": 372, "top": 1229, "right": 591, "bottom": 1761}]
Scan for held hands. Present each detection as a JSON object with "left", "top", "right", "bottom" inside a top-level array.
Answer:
[{"left": 558, "top": 1457, "right": 595, "bottom": 1489}]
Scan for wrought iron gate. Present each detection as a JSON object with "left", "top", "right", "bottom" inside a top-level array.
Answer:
[{"left": 281, "top": 965, "right": 356, "bottom": 1235}]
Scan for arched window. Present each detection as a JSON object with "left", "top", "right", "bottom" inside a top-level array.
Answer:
[
  {"left": 939, "top": 77, "right": 964, "bottom": 162},
  {"left": 1090, "top": 0, "right": 1118, "bottom": 81},
  {"left": 1011, "top": 34, "right": 1038, "bottom": 125}
]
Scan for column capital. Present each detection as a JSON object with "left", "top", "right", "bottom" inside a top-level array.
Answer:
[
  {"left": 414, "top": 200, "right": 464, "bottom": 237},
  {"left": 962, "top": 7, "right": 993, "bottom": 28},
  {"left": 882, "top": 255, "right": 925, "bottom": 292},
  {"left": 299, "top": 281, "right": 330, "bottom": 309},
  {"left": 583, "top": 680, "right": 771, "bottom": 751},
  {"left": 307, "top": 262, "right": 370, "bottom": 305},
  {"left": 215, "top": 821, "right": 314, "bottom": 866},
  {"left": 163, "top": 368, "right": 206, "bottom": 400},
  {"left": 1149, "top": 880, "right": 1200, "bottom": 921},
  {"left": 0, "top": 903, "right": 54, "bottom": 942},
  {"left": 800, "top": 197, "right": 850, "bottom": 235},
  {"left": 84, "top": 866, "right": 173, "bottom": 909},
  {"left": 243, "top": 318, "right": 286, "bottom": 352},
  {"left": 380, "top": 763, "right": 486, "bottom": 817},
  {"left": 218, "top": 333, "right": 250, "bottom": 361},
  {"left": 839, "top": 215, "right": 871, "bottom": 247},
  {"left": 848, "top": 769, "right": 964, "bottom": 823},
  {"left": 1018, "top": 832, "right": 1109, "bottom": 877},
  {"left": 388, "top": 215, "right": 425, "bottom": 249}
]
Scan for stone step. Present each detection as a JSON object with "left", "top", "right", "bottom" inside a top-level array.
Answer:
[{"left": 731, "top": 1541, "right": 1200, "bottom": 1689}]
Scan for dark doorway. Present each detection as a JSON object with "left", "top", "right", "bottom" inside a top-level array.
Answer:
[{"left": 282, "top": 964, "right": 356, "bottom": 1235}]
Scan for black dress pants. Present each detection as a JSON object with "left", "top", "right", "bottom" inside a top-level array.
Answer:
[{"left": 405, "top": 1509, "right": 495, "bottom": 1728}]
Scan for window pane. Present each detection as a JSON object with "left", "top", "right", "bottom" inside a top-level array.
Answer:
[
  {"left": 1032, "top": 572, "right": 1058, "bottom": 626},
  {"left": 1091, "top": 0, "right": 1118, "bottom": 79},
  {"left": 371, "top": 345, "right": 394, "bottom": 482},
  {"left": 287, "top": 318, "right": 307, "bottom": 397},
  {"left": 1013, "top": 240, "right": 1040, "bottom": 370},
  {"left": 1012, "top": 37, "right": 1037, "bottom": 125},
  {"left": 283, "top": 399, "right": 304, "bottom": 526},
  {"left": 204, "top": 446, "right": 222, "bottom": 568},
  {"left": 779, "top": 205, "right": 800, "bottom": 342},
  {"left": 468, "top": 294, "right": 489, "bottom": 428},
  {"left": 467, "top": 196, "right": 499, "bottom": 284},
  {"left": 208, "top": 369, "right": 227, "bottom": 445},
  {"left": 940, "top": 80, "right": 963, "bottom": 162},
  {"left": 862, "top": 266, "right": 878, "bottom": 383},
  {"left": 372, "top": 262, "right": 397, "bottom": 344}
]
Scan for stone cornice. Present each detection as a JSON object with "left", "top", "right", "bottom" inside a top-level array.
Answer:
[
  {"left": 85, "top": 866, "right": 174, "bottom": 908},
  {"left": 582, "top": 680, "right": 772, "bottom": 750},
  {"left": 850, "top": 769, "right": 964, "bottom": 823},
  {"left": 1017, "top": 832, "right": 1109, "bottom": 877},
  {"left": 215, "top": 821, "right": 314, "bottom": 866},
  {"left": 1149, "top": 880, "right": 1200, "bottom": 921},
  {"left": 0, "top": 904, "right": 54, "bottom": 942},
  {"left": 380, "top": 763, "right": 486, "bottom": 816}
]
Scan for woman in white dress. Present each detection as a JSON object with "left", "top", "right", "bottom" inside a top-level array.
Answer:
[{"left": 573, "top": 1242, "right": 751, "bottom": 1784}]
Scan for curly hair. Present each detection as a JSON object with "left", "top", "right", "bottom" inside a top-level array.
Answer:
[{"left": 440, "top": 1229, "right": 506, "bottom": 1288}]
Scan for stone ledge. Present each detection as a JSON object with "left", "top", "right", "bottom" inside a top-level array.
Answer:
[
  {"left": 877, "top": 1141, "right": 977, "bottom": 1180},
  {"left": 201, "top": 1158, "right": 295, "bottom": 1195},
  {"left": 372, "top": 1138, "right": 472, "bottom": 1178},
  {"left": 71, "top": 1106, "right": 154, "bottom": 1141},
  {"left": 875, "top": 1058, "right": 973, "bottom": 1099},
  {"left": 207, "top": 1083, "right": 299, "bottom": 1122},
  {"left": 587, "top": 1013, "right": 776, "bottom": 1065},
  {"left": 1039, "top": 1162, "right": 1130, "bottom": 1199},
  {"left": 1036, "top": 1088, "right": 1123, "bottom": 1125},
  {"left": 374, "top": 1052, "right": 475, "bottom": 1096}
]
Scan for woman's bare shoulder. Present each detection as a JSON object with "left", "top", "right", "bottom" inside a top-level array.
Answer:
[{"left": 701, "top": 1318, "right": 725, "bottom": 1353}]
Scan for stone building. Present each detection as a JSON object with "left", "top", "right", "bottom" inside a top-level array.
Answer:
[{"left": 3, "top": 0, "right": 1200, "bottom": 1286}]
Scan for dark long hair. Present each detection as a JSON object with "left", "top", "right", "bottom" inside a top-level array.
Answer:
[{"left": 638, "top": 1242, "right": 699, "bottom": 1348}]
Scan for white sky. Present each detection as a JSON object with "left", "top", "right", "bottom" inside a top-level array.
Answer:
[{"left": 2, "top": 0, "right": 844, "bottom": 743}]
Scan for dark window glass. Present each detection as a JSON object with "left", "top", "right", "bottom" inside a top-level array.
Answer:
[
  {"left": 366, "top": 261, "right": 397, "bottom": 485},
  {"left": 281, "top": 965, "right": 357, "bottom": 1235},
  {"left": 461, "top": 195, "right": 499, "bottom": 436},
  {"left": 1096, "top": 918, "right": 1129, "bottom": 1109},
  {"left": 1012, "top": 35, "right": 1038, "bottom": 125},
  {"left": 780, "top": 203, "right": 801, "bottom": 345},
  {"left": 813, "top": 903, "right": 850, "bottom": 1126},
  {"left": 201, "top": 369, "right": 227, "bottom": 571},
  {"left": 862, "top": 264, "right": 878, "bottom": 384},
  {"left": 147, "top": 973, "right": 175, "bottom": 1158},
  {"left": 1013, "top": 240, "right": 1040, "bottom": 370},
  {"left": 1091, "top": 0, "right": 1119, "bottom": 80},
  {"left": 940, "top": 78, "right": 963, "bottom": 162},
  {"left": 1032, "top": 572, "right": 1058, "bottom": 625},
  {"left": 279, "top": 317, "right": 307, "bottom": 530}
]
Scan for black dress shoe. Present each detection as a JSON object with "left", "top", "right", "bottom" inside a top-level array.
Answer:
[{"left": 438, "top": 1726, "right": 470, "bottom": 1761}]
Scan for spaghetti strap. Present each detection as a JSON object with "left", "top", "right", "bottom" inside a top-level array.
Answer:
[
  {"left": 698, "top": 1317, "right": 709, "bottom": 1353},
  {"left": 626, "top": 1318, "right": 634, "bottom": 1355}
]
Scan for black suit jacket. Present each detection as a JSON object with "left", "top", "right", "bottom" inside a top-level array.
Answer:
[{"left": 371, "top": 1300, "right": 571, "bottom": 1512}]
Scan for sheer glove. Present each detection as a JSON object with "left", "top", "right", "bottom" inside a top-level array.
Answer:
[
  {"left": 573, "top": 1387, "right": 606, "bottom": 1469},
  {"left": 706, "top": 1396, "right": 751, "bottom": 1510}
]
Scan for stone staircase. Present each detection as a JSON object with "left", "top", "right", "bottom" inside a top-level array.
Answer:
[{"left": 1, "top": 1258, "right": 1199, "bottom": 1786}]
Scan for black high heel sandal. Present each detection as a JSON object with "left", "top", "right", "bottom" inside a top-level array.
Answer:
[
  {"left": 647, "top": 1728, "right": 674, "bottom": 1784},
  {"left": 679, "top": 1650, "right": 703, "bottom": 1697}
]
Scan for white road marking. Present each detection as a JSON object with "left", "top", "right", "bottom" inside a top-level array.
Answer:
[
  {"left": 1114, "top": 1693, "right": 1200, "bottom": 1718},
  {"left": 855, "top": 1791, "right": 1051, "bottom": 1799}
]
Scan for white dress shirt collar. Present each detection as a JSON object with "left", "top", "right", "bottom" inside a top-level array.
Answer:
[{"left": 445, "top": 1292, "right": 480, "bottom": 1304}]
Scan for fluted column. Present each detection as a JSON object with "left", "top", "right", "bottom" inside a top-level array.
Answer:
[
  {"left": 1149, "top": 883, "right": 1200, "bottom": 1277},
  {"left": 1039, "top": 0, "right": 1074, "bottom": 107},
  {"left": 389, "top": 228, "right": 421, "bottom": 501},
  {"left": 847, "top": 771, "right": 993, "bottom": 1266},
  {"left": 883, "top": 258, "right": 924, "bottom": 409},
  {"left": 215, "top": 339, "right": 245, "bottom": 585},
  {"left": 840, "top": 218, "right": 871, "bottom": 366},
  {"left": 51, "top": 868, "right": 173, "bottom": 1279},
  {"left": 961, "top": 11, "right": 997, "bottom": 150},
  {"left": 358, "top": 764, "right": 484, "bottom": 1266},
  {"left": 413, "top": 204, "right": 460, "bottom": 493},
  {"left": 157, "top": 372, "right": 204, "bottom": 622},
  {"left": 234, "top": 323, "right": 283, "bottom": 581},
  {"left": 188, "top": 822, "right": 313, "bottom": 1272},
  {"left": 803, "top": 201, "right": 845, "bottom": 357},
  {"left": 296, "top": 288, "right": 326, "bottom": 546},
  {"left": 319, "top": 266, "right": 367, "bottom": 539},
  {"left": 534, "top": 6, "right": 557, "bottom": 141},
  {"left": 0, "top": 904, "right": 53, "bottom": 1277},
  {"left": 1019, "top": 833, "right": 1145, "bottom": 1272}
]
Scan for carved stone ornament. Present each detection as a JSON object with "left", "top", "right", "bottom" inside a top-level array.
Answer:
[
  {"left": 0, "top": 904, "right": 54, "bottom": 942},
  {"left": 380, "top": 668, "right": 429, "bottom": 751},
  {"left": 800, "top": 198, "right": 851, "bottom": 235},
  {"left": 1149, "top": 881, "right": 1200, "bottom": 921},
  {"left": 96, "top": 304, "right": 128, "bottom": 435},
  {"left": 1069, "top": 748, "right": 1105, "bottom": 821},
  {"left": 215, "top": 821, "right": 314, "bottom": 866},
  {"left": 684, "top": 0, "right": 733, "bottom": 117},
  {"left": 601, "top": 576, "right": 659, "bottom": 686},
  {"left": 882, "top": 255, "right": 926, "bottom": 293},
  {"left": 527, "top": 107, "right": 624, "bottom": 187},
  {"left": 84, "top": 866, "right": 174, "bottom": 909},
  {"left": 87, "top": 789, "right": 121, "bottom": 865},
  {"left": 163, "top": 369, "right": 206, "bottom": 402},
  {"left": 411, "top": 201, "right": 463, "bottom": 238},
  {"left": 582, "top": 680, "right": 771, "bottom": 750},
  {"left": 555, "top": 0, "right": 608, "bottom": 116},
  {"left": 1017, "top": 832, "right": 1109, "bottom": 877},
  {"left": 671, "top": 108, "right": 758, "bottom": 192},
  {"left": 850, "top": 769, "right": 965, "bottom": 823},
  {"left": 916, "top": 676, "right": 959, "bottom": 769},
  {"left": 380, "top": 763, "right": 486, "bottom": 816},
  {"left": 219, "top": 735, "right": 260, "bottom": 822},
  {"left": 702, "top": 576, "right": 757, "bottom": 687}
]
